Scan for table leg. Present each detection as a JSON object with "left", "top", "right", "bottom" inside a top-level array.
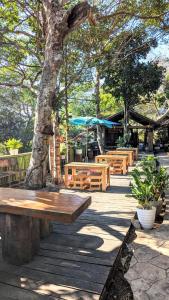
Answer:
[
  {"left": 102, "top": 168, "right": 107, "bottom": 191},
  {"left": 1, "top": 214, "right": 40, "bottom": 265},
  {"left": 40, "top": 219, "right": 53, "bottom": 238},
  {"left": 65, "top": 166, "right": 68, "bottom": 188},
  {"left": 72, "top": 166, "right": 76, "bottom": 177},
  {"left": 123, "top": 160, "right": 127, "bottom": 175},
  {"left": 107, "top": 167, "right": 110, "bottom": 186}
]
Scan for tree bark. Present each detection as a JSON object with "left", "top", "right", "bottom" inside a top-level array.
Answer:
[
  {"left": 64, "top": 48, "right": 69, "bottom": 163},
  {"left": 95, "top": 69, "right": 104, "bottom": 154},
  {"left": 124, "top": 98, "right": 128, "bottom": 136},
  {"left": 25, "top": 1, "right": 91, "bottom": 188},
  {"left": 52, "top": 110, "right": 62, "bottom": 184}
]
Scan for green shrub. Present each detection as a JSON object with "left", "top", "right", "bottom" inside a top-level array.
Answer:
[{"left": 0, "top": 143, "right": 7, "bottom": 155}]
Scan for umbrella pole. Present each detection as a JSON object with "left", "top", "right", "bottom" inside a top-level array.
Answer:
[{"left": 85, "top": 127, "right": 88, "bottom": 162}]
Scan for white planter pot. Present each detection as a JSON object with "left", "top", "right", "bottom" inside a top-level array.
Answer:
[
  {"left": 136, "top": 206, "right": 156, "bottom": 230},
  {"left": 9, "top": 149, "right": 18, "bottom": 155},
  {"left": 76, "top": 149, "right": 82, "bottom": 155}
]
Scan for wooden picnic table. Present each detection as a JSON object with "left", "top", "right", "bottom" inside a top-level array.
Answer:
[
  {"left": 106, "top": 150, "right": 134, "bottom": 166},
  {"left": 0, "top": 188, "right": 91, "bottom": 265},
  {"left": 95, "top": 154, "right": 128, "bottom": 175},
  {"left": 117, "top": 147, "right": 138, "bottom": 160},
  {"left": 64, "top": 162, "right": 110, "bottom": 191}
]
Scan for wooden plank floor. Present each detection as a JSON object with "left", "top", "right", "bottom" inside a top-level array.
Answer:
[{"left": 0, "top": 173, "right": 137, "bottom": 300}]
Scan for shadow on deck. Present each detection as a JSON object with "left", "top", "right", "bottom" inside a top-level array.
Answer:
[{"left": 0, "top": 174, "right": 137, "bottom": 300}]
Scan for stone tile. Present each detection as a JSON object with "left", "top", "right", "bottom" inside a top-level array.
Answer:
[
  {"left": 130, "top": 278, "right": 150, "bottom": 292},
  {"left": 134, "top": 245, "right": 159, "bottom": 262},
  {"left": 133, "top": 290, "right": 149, "bottom": 300},
  {"left": 130, "top": 255, "right": 137, "bottom": 267},
  {"left": 147, "top": 278, "right": 169, "bottom": 299},
  {"left": 125, "top": 267, "right": 141, "bottom": 282},
  {"left": 132, "top": 262, "right": 166, "bottom": 284},
  {"left": 150, "top": 254, "right": 169, "bottom": 270}
]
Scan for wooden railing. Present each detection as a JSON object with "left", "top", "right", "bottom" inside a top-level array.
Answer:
[{"left": 0, "top": 152, "right": 31, "bottom": 186}]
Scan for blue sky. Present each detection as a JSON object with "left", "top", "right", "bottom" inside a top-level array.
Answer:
[{"left": 147, "top": 43, "right": 169, "bottom": 61}]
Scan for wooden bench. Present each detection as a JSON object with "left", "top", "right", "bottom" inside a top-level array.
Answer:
[
  {"left": 64, "top": 162, "right": 110, "bottom": 191},
  {"left": 106, "top": 150, "right": 134, "bottom": 166},
  {"left": 117, "top": 147, "right": 138, "bottom": 160},
  {"left": 95, "top": 155, "right": 128, "bottom": 175},
  {"left": 0, "top": 188, "right": 91, "bottom": 265}
]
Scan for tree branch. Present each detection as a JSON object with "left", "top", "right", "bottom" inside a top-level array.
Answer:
[{"left": 67, "top": 1, "right": 95, "bottom": 31}]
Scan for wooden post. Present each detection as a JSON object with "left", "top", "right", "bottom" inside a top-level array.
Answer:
[
  {"left": 147, "top": 129, "right": 154, "bottom": 152},
  {"left": 40, "top": 219, "right": 53, "bottom": 239},
  {"left": 1, "top": 214, "right": 40, "bottom": 265}
]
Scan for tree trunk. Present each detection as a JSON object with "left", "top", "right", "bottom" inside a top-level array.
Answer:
[
  {"left": 25, "top": 1, "right": 91, "bottom": 188},
  {"left": 95, "top": 69, "right": 104, "bottom": 154},
  {"left": 64, "top": 50, "right": 69, "bottom": 163},
  {"left": 124, "top": 98, "right": 128, "bottom": 136},
  {"left": 52, "top": 110, "right": 62, "bottom": 184}
]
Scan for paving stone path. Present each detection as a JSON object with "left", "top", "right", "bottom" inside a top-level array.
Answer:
[{"left": 125, "top": 153, "right": 169, "bottom": 300}]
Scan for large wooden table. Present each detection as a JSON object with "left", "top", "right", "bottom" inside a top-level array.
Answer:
[
  {"left": 95, "top": 155, "right": 128, "bottom": 175},
  {"left": 106, "top": 150, "right": 134, "bottom": 166},
  {"left": 65, "top": 162, "right": 110, "bottom": 191},
  {"left": 0, "top": 188, "right": 91, "bottom": 265},
  {"left": 117, "top": 147, "right": 138, "bottom": 160}
]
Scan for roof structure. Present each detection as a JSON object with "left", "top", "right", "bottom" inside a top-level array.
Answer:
[
  {"left": 156, "top": 110, "right": 169, "bottom": 127},
  {"left": 106, "top": 109, "right": 158, "bottom": 128}
]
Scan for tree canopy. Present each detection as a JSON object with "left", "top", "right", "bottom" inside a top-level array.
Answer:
[{"left": 0, "top": 0, "right": 168, "bottom": 187}]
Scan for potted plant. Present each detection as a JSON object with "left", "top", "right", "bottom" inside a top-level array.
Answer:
[
  {"left": 131, "top": 170, "right": 156, "bottom": 229},
  {"left": 116, "top": 133, "right": 131, "bottom": 148},
  {"left": 5, "top": 138, "right": 23, "bottom": 155},
  {"left": 60, "top": 143, "right": 66, "bottom": 160},
  {"left": 153, "top": 167, "right": 169, "bottom": 215},
  {"left": 140, "top": 156, "right": 169, "bottom": 215},
  {"left": 75, "top": 142, "right": 83, "bottom": 155}
]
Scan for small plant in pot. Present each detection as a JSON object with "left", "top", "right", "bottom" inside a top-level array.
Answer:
[
  {"left": 131, "top": 179, "right": 156, "bottom": 229},
  {"left": 5, "top": 138, "right": 23, "bottom": 155},
  {"left": 60, "top": 143, "right": 66, "bottom": 160},
  {"left": 75, "top": 142, "right": 83, "bottom": 155}
]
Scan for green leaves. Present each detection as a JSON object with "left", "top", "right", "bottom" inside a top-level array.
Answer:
[{"left": 131, "top": 155, "right": 169, "bottom": 207}]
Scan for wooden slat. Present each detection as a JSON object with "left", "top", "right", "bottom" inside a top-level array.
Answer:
[
  {"left": 0, "top": 170, "right": 137, "bottom": 300},
  {"left": 0, "top": 259, "right": 101, "bottom": 296}
]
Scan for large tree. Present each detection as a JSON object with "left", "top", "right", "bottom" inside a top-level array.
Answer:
[
  {"left": 25, "top": 1, "right": 93, "bottom": 188},
  {"left": 0, "top": 0, "right": 168, "bottom": 188},
  {"left": 102, "top": 29, "right": 164, "bottom": 134}
]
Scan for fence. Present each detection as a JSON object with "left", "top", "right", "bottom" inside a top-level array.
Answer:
[{"left": 0, "top": 152, "right": 31, "bottom": 186}]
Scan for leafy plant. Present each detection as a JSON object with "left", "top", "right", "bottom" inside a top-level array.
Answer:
[
  {"left": 131, "top": 180, "right": 154, "bottom": 209},
  {"left": 153, "top": 167, "right": 169, "bottom": 200},
  {"left": 76, "top": 141, "right": 83, "bottom": 149},
  {"left": 116, "top": 133, "right": 131, "bottom": 147},
  {"left": 60, "top": 143, "right": 67, "bottom": 156},
  {"left": 5, "top": 138, "right": 23, "bottom": 150},
  {"left": 0, "top": 143, "right": 7, "bottom": 155},
  {"left": 131, "top": 155, "right": 169, "bottom": 208}
]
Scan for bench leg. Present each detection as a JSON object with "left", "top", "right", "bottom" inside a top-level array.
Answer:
[
  {"left": 40, "top": 220, "right": 53, "bottom": 239},
  {"left": 1, "top": 214, "right": 40, "bottom": 265}
]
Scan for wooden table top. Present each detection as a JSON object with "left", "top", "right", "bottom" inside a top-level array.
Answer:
[
  {"left": 117, "top": 147, "right": 137, "bottom": 151},
  {"left": 108, "top": 150, "right": 133, "bottom": 154},
  {"left": 65, "top": 162, "right": 109, "bottom": 168},
  {"left": 0, "top": 188, "right": 91, "bottom": 223},
  {"left": 96, "top": 155, "right": 127, "bottom": 159}
]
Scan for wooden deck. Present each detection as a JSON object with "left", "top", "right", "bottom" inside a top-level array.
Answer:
[{"left": 0, "top": 173, "right": 137, "bottom": 300}]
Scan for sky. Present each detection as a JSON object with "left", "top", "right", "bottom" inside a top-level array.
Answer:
[{"left": 146, "top": 44, "right": 169, "bottom": 62}]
